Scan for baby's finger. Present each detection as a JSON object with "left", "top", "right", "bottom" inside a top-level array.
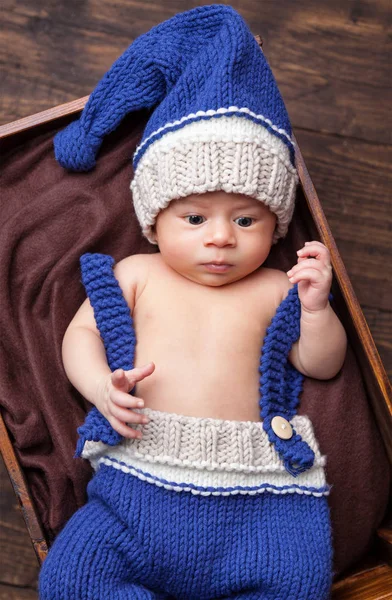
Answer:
[
  {"left": 109, "top": 402, "right": 150, "bottom": 425},
  {"left": 125, "top": 362, "right": 156, "bottom": 388},
  {"left": 110, "top": 389, "right": 145, "bottom": 408},
  {"left": 287, "top": 259, "right": 323, "bottom": 276},
  {"left": 297, "top": 243, "right": 330, "bottom": 262},
  {"left": 287, "top": 268, "right": 325, "bottom": 283},
  {"left": 108, "top": 416, "right": 143, "bottom": 440},
  {"left": 304, "top": 240, "right": 326, "bottom": 247},
  {"left": 111, "top": 369, "right": 129, "bottom": 391}
]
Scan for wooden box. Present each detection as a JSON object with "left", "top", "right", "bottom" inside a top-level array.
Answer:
[{"left": 1, "top": 80, "right": 391, "bottom": 599}]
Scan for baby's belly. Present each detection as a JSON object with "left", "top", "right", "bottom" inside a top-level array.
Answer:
[{"left": 133, "top": 353, "right": 262, "bottom": 422}]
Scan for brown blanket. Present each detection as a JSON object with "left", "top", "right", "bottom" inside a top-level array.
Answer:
[{"left": 0, "top": 111, "right": 389, "bottom": 578}]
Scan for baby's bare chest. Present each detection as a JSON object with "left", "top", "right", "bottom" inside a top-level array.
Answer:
[
  {"left": 133, "top": 274, "right": 278, "bottom": 359},
  {"left": 130, "top": 268, "right": 283, "bottom": 419}
]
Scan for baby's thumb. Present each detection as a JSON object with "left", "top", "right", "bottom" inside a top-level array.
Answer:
[{"left": 111, "top": 369, "right": 130, "bottom": 391}]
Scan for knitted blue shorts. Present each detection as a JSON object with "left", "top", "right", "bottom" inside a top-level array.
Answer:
[{"left": 39, "top": 408, "right": 333, "bottom": 600}]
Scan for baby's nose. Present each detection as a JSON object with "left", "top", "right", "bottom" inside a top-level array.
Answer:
[{"left": 204, "top": 221, "right": 236, "bottom": 246}]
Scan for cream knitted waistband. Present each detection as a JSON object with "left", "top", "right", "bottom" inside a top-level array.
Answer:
[{"left": 82, "top": 408, "right": 330, "bottom": 497}]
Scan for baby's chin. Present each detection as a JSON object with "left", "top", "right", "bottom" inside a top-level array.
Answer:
[{"left": 178, "top": 267, "right": 259, "bottom": 287}]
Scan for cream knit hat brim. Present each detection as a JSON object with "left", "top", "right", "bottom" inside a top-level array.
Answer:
[{"left": 130, "top": 115, "right": 298, "bottom": 244}]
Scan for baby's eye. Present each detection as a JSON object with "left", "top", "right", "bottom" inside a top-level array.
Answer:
[
  {"left": 185, "top": 215, "right": 205, "bottom": 225},
  {"left": 235, "top": 217, "right": 254, "bottom": 227}
]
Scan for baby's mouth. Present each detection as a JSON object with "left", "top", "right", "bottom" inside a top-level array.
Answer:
[{"left": 202, "top": 262, "right": 233, "bottom": 272}]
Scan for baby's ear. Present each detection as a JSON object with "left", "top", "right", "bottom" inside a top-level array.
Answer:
[{"left": 150, "top": 224, "right": 159, "bottom": 247}]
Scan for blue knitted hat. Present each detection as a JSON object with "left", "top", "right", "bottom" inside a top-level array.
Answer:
[{"left": 54, "top": 4, "right": 298, "bottom": 244}]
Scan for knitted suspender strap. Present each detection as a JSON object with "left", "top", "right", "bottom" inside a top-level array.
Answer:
[
  {"left": 259, "top": 285, "right": 315, "bottom": 477},
  {"left": 75, "top": 253, "right": 136, "bottom": 457}
]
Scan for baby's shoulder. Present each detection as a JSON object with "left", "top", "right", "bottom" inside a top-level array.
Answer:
[
  {"left": 113, "top": 253, "right": 159, "bottom": 311},
  {"left": 255, "top": 266, "right": 294, "bottom": 304},
  {"left": 114, "top": 252, "right": 157, "bottom": 272}
]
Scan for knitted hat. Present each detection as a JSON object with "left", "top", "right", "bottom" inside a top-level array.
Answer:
[{"left": 54, "top": 4, "right": 298, "bottom": 244}]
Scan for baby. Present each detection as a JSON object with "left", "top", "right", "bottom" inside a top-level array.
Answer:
[
  {"left": 62, "top": 191, "right": 346, "bottom": 437},
  {"left": 39, "top": 5, "right": 347, "bottom": 600}
]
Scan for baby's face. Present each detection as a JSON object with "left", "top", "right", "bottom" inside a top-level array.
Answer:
[{"left": 154, "top": 191, "right": 276, "bottom": 287}]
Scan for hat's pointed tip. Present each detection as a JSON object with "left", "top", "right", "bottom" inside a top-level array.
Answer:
[{"left": 54, "top": 120, "right": 99, "bottom": 172}]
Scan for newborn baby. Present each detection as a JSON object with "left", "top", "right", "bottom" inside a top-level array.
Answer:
[{"left": 62, "top": 190, "right": 346, "bottom": 436}]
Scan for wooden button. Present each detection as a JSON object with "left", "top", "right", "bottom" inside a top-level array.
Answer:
[{"left": 271, "top": 416, "right": 293, "bottom": 440}]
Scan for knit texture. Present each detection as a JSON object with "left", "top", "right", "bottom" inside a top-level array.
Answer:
[
  {"left": 75, "top": 253, "right": 136, "bottom": 453},
  {"left": 54, "top": 5, "right": 299, "bottom": 244},
  {"left": 39, "top": 462, "right": 333, "bottom": 599},
  {"left": 76, "top": 253, "right": 315, "bottom": 477},
  {"left": 82, "top": 406, "right": 330, "bottom": 499}
]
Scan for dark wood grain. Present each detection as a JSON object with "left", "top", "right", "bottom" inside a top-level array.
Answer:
[
  {"left": 331, "top": 564, "right": 392, "bottom": 599},
  {"left": 294, "top": 129, "right": 392, "bottom": 313},
  {"left": 0, "top": 583, "right": 37, "bottom": 600},
  {"left": 1, "top": 1, "right": 390, "bottom": 143},
  {"left": 0, "top": 414, "right": 48, "bottom": 564},
  {"left": 0, "top": 455, "right": 38, "bottom": 596},
  {"left": 0, "top": 97, "right": 89, "bottom": 139}
]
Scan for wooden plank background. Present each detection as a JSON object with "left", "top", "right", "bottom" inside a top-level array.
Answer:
[{"left": 0, "top": 1, "right": 391, "bottom": 597}]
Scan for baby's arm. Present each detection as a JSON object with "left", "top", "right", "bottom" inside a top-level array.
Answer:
[
  {"left": 62, "top": 256, "right": 153, "bottom": 438},
  {"left": 285, "top": 241, "right": 347, "bottom": 380}
]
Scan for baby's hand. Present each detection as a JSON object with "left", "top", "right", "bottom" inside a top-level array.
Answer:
[
  {"left": 96, "top": 363, "right": 155, "bottom": 439},
  {"left": 286, "top": 241, "right": 333, "bottom": 313}
]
